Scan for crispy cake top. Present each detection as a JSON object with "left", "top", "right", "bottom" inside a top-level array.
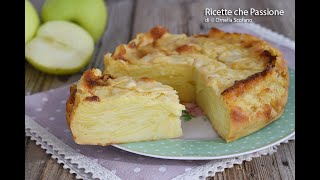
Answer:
[{"left": 104, "top": 26, "right": 287, "bottom": 94}]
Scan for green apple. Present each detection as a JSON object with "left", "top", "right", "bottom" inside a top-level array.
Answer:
[
  {"left": 25, "top": 0, "right": 40, "bottom": 44},
  {"left": 25, "top": 21, "right": 94, "bottom": 75},
  {"left": 42, "top": 0, "right": 107, "bottom": 42}
]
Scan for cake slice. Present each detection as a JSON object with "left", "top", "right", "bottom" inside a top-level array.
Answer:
[{"left": 66, "top": 69, "right": 185, "bottom": 145}]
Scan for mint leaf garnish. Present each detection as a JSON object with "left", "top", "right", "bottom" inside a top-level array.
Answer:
[{"left": 181, "top": 110, "right": 193, "bottom": 121}]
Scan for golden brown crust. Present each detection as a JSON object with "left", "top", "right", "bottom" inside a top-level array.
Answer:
[
  {"left": 208, "top": 27, "right": 225, "bottom": 38},
  {"left": 84, "top": 96, "right": 100, "bottom": 102},
  {"left": 83, "top": 69, "right": 115, "bottom": 89},
  {"left": 222, "top": 50, "right": 277, "bottom": 97},
  {"left": 262, "top": 104, "right": 273, "bottom": 120},
  {"left": 66, "top": 84, "right": 77, "bottom": 128},
  {"left": 112, "top": 45, "right": 127, "bottom": 61},
  {"left": 128, "top": 42, "right": 137, "bottom": 48},
  {"left": 230, "top": 106, "right": 249, "bottom": 123},
  {"left": 192, "top": 34, "right": 209, "bottom": 38},
  {"left": 139, "top": 77, "right": 155, "bottom": 82},
  {"left": 176, "top": 45, "right": 198, "bottom": 54},
  {"left": 150, "top": 26, "right": 168, "bottom": 40}
]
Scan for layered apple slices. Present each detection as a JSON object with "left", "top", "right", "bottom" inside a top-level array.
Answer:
[{"left": 66, "top": 69, "right": 184, "bottom": 145}]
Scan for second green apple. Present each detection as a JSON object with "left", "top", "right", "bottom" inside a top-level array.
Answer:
[
  {"left": 25, "top": 0, "right": 40, "bottom": 44},
  {"left": 42, "top": 0, "right": 107, "bottom": 42}
]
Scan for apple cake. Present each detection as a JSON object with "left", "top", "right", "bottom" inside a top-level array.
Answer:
[
  {"left": 66, "top": 69, "right": 185, "bottom": 145},
  {"left": 104, "top": 26, "right": 289, "bottom": 142}
]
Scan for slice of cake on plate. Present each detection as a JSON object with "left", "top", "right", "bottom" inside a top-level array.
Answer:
[{"left": 66, "top": 69, "right": 185, "bottom": 145}]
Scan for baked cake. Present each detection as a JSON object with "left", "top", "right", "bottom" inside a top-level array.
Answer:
[
  {"left": 104, "top": 26, "right": 289, "bottom": 142},
  {"left": 66, "top": 69, "right": 184, "bottom": 145}
]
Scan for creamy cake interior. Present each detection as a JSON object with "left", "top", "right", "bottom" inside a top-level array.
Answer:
[{"left": 66, "top": 69, "right": 185, "bottom": 145}]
